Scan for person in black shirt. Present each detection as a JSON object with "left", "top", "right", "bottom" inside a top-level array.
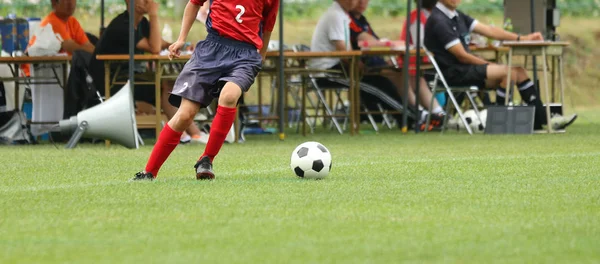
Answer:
[
  {"left": 424, "top": 0, "right": 577, "bottom": 130},
  {"left": 89, "top": 0, "right": 204, "bottom": 142},
  {"left": 349, "top": 0, "right": 445, "bottom": 129}
]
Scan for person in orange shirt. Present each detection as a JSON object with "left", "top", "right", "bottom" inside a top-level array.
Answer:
[{"left": 26, "top": 0, "right": 94, "bottom": 55}]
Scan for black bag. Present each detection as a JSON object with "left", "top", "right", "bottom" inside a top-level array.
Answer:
[{"left": 63, "top": 50, "right": 102, "bottom": 119}]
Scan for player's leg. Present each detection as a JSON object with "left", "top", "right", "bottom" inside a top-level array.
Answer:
[
  {"left": 160, "top": 80, "right": 205, "bottom": 143},
  {"left": 132, "top": 98, "right": 201, "bottom": 181},
  {"left": 195, "top": 82, "right": 242, "bottom": 180},
  {"left": 133, "top": 51, "right": 212, "bottom": 181}
]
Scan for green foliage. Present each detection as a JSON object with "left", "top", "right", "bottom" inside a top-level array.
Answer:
[{"left": 1, "top": 0, "right": 599, "bottom": 19}]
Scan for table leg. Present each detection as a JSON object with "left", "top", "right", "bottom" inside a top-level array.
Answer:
[
  {"left": 541, "top": 48, "right": 553, "bottom": 133},
  {"left": 155, "top": 60, "right": 163, "bottom": 140},
  {"left": 63, "top": 62, "right": 68, "bottom": 108},
  {"left": 349, "top": 56, "right": 356, "bottom": 136},
  {"left": 559, "top": 54, "right": 566, "bottom": 109},
  {"left": 104, "top": 61, "right": 111, "bottom": 147},
  {"left": 551, "top": 56, "right": 556, "bottom": 102},
  {"left": 301, "top": 71, "right": 307, "bottom": 136},
  {"left": 13, "top": 63, "right": 20, "bottom": 112},
  {"left": 505, "top": 48, "right": 513, "bottom": 106}
]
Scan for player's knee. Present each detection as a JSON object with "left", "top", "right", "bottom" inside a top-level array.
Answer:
[
  {"left": 516, "top": 67, "right": 528, "bottom": 78},
  {"left": 219, "top": 91, "right": 240, "bottom": 107},
  {"left": 509, "top": 68, "right": 522, "bottom": 80},
  {"left": 174, "top": 109, "right": 195, "bottom": 126}
]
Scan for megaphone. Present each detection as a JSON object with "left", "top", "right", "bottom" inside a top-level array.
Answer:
[{"left": 59, "top": 81, "right": 139, "bottom": 149}]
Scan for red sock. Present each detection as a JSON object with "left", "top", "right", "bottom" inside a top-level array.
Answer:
[
  {"left": 145, "top": 123, "right": 182, "bottom": 177},
  {"left": 201, "top": 105, "right": 236, "bottom": 162}
]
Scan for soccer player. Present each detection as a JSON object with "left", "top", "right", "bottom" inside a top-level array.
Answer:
[
  {"left": 132, "top": 0, "right": 280, "bottom": 181},
  {"left": 90, "top": 0, "right": 206, "bottom": 144}
]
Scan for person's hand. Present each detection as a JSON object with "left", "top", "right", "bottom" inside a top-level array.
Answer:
[
  {"left": 168, "top": 40, "right": 185, "bottom": 60},
  {"left": 147, "top": 0, "right": 159, "bottom": 16},
  {"left": 523, "top": 32, "right": 544, "bottom": 41}
]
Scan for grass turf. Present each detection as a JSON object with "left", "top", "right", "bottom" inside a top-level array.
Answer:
[{"left": 1, "top": 110, "right": 599, "bottom": 263}]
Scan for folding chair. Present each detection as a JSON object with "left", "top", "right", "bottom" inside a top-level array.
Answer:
[
  {"left": 290, "top": 44, "right": 350, "bottom": 134},
  {"left": 288, "top": 45, "right": 400, "bottom": 134},
  {"left": 423, "top": 50, "right": 484, "bottom": 135}
]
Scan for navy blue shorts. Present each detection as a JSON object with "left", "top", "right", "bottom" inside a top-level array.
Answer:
[{"left": 169, "top": 33, "right": 263, "bottom": 107}]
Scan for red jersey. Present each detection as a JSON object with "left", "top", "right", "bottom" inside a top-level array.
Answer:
[
  {"left": 190, "top": 0, "right": 279, "bottom": 49},
  {"left": 398, "top": 9, "right": 430, "bottom": 75}
]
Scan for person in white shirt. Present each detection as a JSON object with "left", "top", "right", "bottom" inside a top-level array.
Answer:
[
  {"left": 309, "top": 0, "right": 418, "bottom": 127},
  {"left": 309, "top": 0, "right": 354, "bottom": 70}
]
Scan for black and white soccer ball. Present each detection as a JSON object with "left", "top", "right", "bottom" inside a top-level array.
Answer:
[
  {"left": 451, "top": 109, "right": 487, "bottom": 133},
  {"left": 290, "top": 141, "right": 332, "bottom": 179}
]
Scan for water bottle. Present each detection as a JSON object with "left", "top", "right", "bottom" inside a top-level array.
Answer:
[
  {"left": 162, "top": 24, "right": 173, "bottom": 43},
  {"left": 16, "top": 17, "right": 28, "bottom": 54},
  {"left": 0, "top": 17, "right": 16, "bottom": 54}
]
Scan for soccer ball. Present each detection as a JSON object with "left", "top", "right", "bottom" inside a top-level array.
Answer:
[
  {"left": 290, "top": 141, "right": 332, "bottom": 179},
  {"left": 454, "top": 109, "right": 487, "bottom": 133},
  {"left": 466, "top": 109, "right": 487, "bottom": 132},
  {"left": 474, "top": 109, "right": 487, "bottom": 132}
]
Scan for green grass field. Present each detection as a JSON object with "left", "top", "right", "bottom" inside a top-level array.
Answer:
[{"left": 1, "top": 109, "right": 599, "bottom": 263}]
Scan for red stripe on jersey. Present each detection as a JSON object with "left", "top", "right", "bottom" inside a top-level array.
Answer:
[
  {"left": 349, "top": 19, "right": 362, "bottom": 34},
  {"left": 398, "top": 9, "right": 430, "bottom": 74}
]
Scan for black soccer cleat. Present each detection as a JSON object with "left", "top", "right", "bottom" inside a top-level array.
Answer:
[
  {"left": 131, "top": 171, "right": 154, "bottom": 181},
  {"left": 194, "top": 156, "right": 215, "bottom": 180}
]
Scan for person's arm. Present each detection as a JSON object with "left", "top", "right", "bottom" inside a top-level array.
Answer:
[
  {"left": 428, "top": 17, "right": 488, "bottom": 65},
  {"left": 57, "top": 20, "right": 95, "bottom": 54},
  {"left": 333, "top": 40, "right": 347, "bottom": 52},
  {"left": 473, "top": 23, "right": 543, "bottom": 41},
  {"left": 61, "top": 39, "right": 94, "bottom": 54},
  {"left": 447, "top": 44, "right": 489, "bottom": 65},
  {"left": 146, "top": 0, "right": 162, "bottom": 54},
  {"left": 169, "top": 0, "right": 203, "bottom": 58},
  {"left": 259, "top": 0, "right": 280, "bottom": 61},
  {"left": 161, "top": 39, "right": 171, "bottom": 50},
  {"left": 259, "top": 31, "right": 272, "bottom": 61},
  {"left": 357, "top": 32, "right": 379, "bottom": 44}
]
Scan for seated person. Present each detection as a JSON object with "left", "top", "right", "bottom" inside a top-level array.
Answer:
[
  {"left": 350, "top": 0, "right": 445, "bottom": 129},
  {"left": 424, "top": 0, "right": 577, "bottom": 130},
  {"left": 308, "top": 0, "right": 411, "bottom": 124},
  {"left": 26, "top": 0, "right": 95, "bottom": 55},
  {"left": 88, "top": 0, "right": 206, "bottom": 143}
]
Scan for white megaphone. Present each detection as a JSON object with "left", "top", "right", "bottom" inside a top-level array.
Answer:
[{"left": 59, "top": 81, "right": 140, "bottom": 149}]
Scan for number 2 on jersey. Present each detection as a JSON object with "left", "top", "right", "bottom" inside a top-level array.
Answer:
[{"left": 235, "top": 5, "right": 245, "bottom": 24}]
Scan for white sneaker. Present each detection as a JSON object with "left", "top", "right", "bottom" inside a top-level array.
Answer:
[
  {"left": 190, "top": 131, "right": 210, "bottom": 144},
  {"left": 551, "top": 113, "right": 578, "bottom": 130},
  {"left": 180, "top": 134, "right": 191, "bottom": 144},
  {"left": 194, "top": 113, "right": 208, "bottom": 121},
  {"left": 225, "top": 125, "right": 235, "bottom": 143}
]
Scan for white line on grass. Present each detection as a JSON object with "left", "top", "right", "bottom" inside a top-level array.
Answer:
[{"left": 1, "top": 151, "right": 598, "bottom": 193}]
